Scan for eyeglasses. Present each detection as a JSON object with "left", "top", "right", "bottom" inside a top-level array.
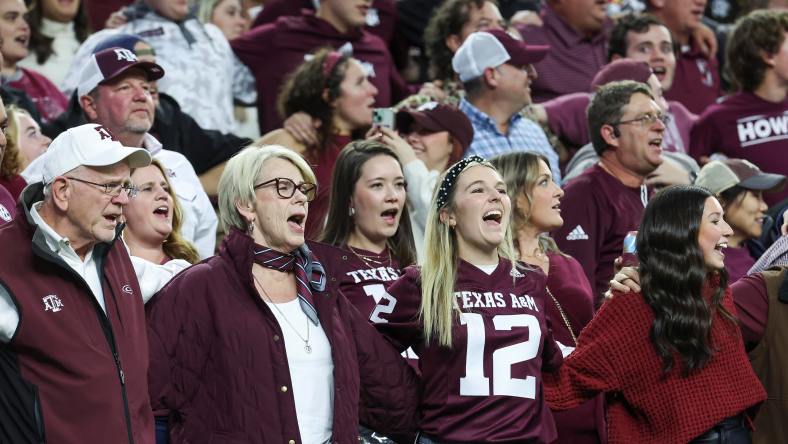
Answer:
[
  {"left": 254, "top": 177, "right": 317, "bottom": 202},
  {"left": 613, "top": 112, "right": 670, "bottom": 127},
  {"left": 65, "top": 176, "right": 139, "bottom": 198}
]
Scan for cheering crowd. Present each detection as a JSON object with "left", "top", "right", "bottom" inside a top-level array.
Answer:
[{"left": 0, "top": 0, "right": 787, "bottom": 443}]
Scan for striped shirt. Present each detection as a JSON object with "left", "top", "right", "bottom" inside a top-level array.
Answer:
[{"left": 460, "top": 97, "right": 561, "bottom": 182}]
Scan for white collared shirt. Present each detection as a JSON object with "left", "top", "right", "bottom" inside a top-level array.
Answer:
[{"left": 30, "top": 201, "right": 106, "bottom": 311}]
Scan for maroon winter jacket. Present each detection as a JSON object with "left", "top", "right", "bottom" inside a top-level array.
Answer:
[{"left": 146, "top": 228, "right": 420, "bottom": 443}]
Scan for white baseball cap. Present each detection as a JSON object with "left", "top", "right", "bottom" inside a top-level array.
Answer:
[
  {"left": 39, "top": 124, "right": 151, "bottom": 184},
  {"left": 452, "top": 29, "right": 549, "bottom": 82}
]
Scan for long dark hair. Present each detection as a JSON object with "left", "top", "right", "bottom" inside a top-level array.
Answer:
[
  {"left": 28, "top": 0, "right": 92, "bottom": 64},
  {"left": 321, "top": 140, "right": 417, "bottom": 267},
  {"left": 637, "top": 185, "right": 732, "bottom": 375},
  {"left": 278, "top": 47, "right": 351, "bottom": 154}
]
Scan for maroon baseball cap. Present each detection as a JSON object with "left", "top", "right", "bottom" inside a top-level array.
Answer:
[
  {"left": 590, "top": 59, "right": 653, "bottom": 91},
  {"left": 77, "top": 47, "right": 165, "bottom": 97},
  {"left": 452, "top": 29, "right": 549, "bottom": 82},
  {"left": 396, "top": 102, "right": 474, "bottom": 153}
]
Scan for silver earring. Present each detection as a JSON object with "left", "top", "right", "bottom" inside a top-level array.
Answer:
[
  {"left": 349, "top": 207, "right": 355, "bottom": 216},
  {"left": 247, "top": 219, "right": 255, "bottom": 235}
]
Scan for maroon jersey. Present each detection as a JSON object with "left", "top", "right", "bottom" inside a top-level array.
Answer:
[
  {"left": 231, "top": 13, "right": 410, "bottom": 133},
  {"left": 689, "top": 91, "right": 788, "bottom": 206},
  {"left": 664, "top": 41, "right": 721, "bottom": 115},
  {"left": 376, "top": 258, "right": 562, "bottom": 443},
  {"left": 553, "top": 164, "right": 647, "bottom": 305},
  {"left": 309, "top": 241, "right": 401, "bottom": 322}
]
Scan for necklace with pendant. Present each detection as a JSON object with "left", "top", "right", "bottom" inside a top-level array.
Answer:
[
  {"left": 347, "top": 244, "right": 392, "bottom": 270},
  {"left": 253, "top": 274, "right": 312, "bottom": 353}
]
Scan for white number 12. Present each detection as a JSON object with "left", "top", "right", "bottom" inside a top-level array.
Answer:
[{"left": 459, "top": 313, "right": 541, "bottom": 399}]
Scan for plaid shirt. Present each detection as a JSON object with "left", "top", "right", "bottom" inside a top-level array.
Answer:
[
  {"left": 749, "top": 235, "right": 788, "bottom": 275},
  {"left": 460, "top": 98, "right": 561, "bottom": 183}
]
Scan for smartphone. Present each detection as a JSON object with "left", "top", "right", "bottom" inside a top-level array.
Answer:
[{"left": 372, "top": 108, "right": 395, "bottom": 129}]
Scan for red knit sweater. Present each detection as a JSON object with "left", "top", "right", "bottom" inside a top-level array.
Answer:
[{"left": 544, "top": 282, "right": 766, "bottom": 444}]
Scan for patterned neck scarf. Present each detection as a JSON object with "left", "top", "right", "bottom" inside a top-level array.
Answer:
[{"left": 253, "top": 244, "right": 326, "bottom": 326}]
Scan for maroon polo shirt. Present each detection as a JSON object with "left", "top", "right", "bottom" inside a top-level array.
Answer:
[
  {"left": 544, "top": 92, "right": 694, "bottom": 152},
  {"left": 517, "top": 4, "right": 611, "bottom": 103},
  {"left": 723, "top": 245, "right": 756, "bottom": 284},
  {"left": 0, "top": 184, "right": 15, "bottom": 226},
  {"left": 664, "top": 40, "right": 721, "bottom": 115},
  {"left": 231, "top": 13, "right": 410, "bottom": 133},
  {"left": 731, "top": 273, "right": 768, "bottom": 349},
  {"left": 690, "top": 91, "right": 788, "bottom": 206},
  {"left": 553, "top": 164, "right": 646, "bottom": 305}
]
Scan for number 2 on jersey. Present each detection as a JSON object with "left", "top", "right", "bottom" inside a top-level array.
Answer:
[
  {"left": 364, "top": 284, "right": 396, "bottom": 324},
  {"left": 459, "top": 313, "right": 541, "bottom": 399}
]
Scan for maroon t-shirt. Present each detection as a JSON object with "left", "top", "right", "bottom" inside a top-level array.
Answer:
[
  {"left": 541, "top": 252, "right": 606, "bottom": 444},
  {"left": 664, "top": 41, "right": 721, "bottom": 115},
  {"left": 723, "top": 245, "right": 756, "bottom": 284},
  {"left": 690, "top": 91, "right": 788, "bottom": 206},
  {"left": 309, "top": 241, "right": 402, "bottom": 322},
  {"left": 553, "top": 164, "right": 646, "bottom": 304},
  {"left": 544, "top": 92, "right": 694, "bottom": 152},
  {"left": 376, "top": 259, "right": 562, "bottom": 443},
  {"left": 231, "top": 13, "right": 409, "bottom": 133},
  {"left": 0, "top": 184, "right": 15, "bottom": 226},
  {"left": 6, "top": 68, "right": 68, "bottom": 124},
  {"left": 304, "top": 134, "right": 352, "bottom": 241},
  {"left": 731, "top": 273, "right": 768, "bottom": 349}
]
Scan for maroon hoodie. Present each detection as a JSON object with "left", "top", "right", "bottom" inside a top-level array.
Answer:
[{"left": 231, "top": 13, "right": 410, "bottom": 133}]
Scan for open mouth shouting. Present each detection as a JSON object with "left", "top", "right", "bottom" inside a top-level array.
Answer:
[
  {"left": 287, "top": 211, "right": 306, "bottom": 233},
  {"left": 153, "top": 204, "right": 171, "bottom": 220},
  {"left": 381, "top": 207, "right": 399, "bottom": 225},
  {"left": 482, "top": 209, "right": 503, "bottom": 227}
]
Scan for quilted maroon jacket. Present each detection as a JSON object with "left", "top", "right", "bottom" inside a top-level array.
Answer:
[{"left": 146, "top": 229, "right": 420, "bottom": 443}]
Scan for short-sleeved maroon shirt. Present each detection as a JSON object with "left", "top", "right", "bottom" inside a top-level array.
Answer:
[
  {"left": 664, "top": 41, "right": 721, "bottom": 114},
  {"left": 553, "top": 164, "right": 646, "bottom": 304},
  {"left": 376, "top": 259, "right": 563, "bottom": 443},
  {"left": 689, "top": 91, "right": 788, "bottom": 206}
]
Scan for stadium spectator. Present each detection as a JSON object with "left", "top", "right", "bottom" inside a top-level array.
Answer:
[
  {"left": 749, "top": 208, "right": 788, "bottom": 274},
  {"left": 553, "top": 80, "right": 664, "bottom": 304},
  {"left": 0, "top": 98, "right": 13, "bottom": 225},
  {"left": 389, "top": 101, "right": 473, "bottom": 260},
  {"left": 424, "top": 0, "right": 505, "bottom": 87},
  {"left": 545, "top": 185, "right": 766, "bottom": 442},
  {"left": 72, "top": 47, "right": 217, "bottom": 257},
  {"left": 18, "top": 0, "right": 90, "bottom": 88},
  {"left": 690, "top": 9, "right": 788, "bottom": 206},
  {"left": 452, "top": 29, "right": 560, "bottom": 181},
  {"left": 376, "top": 156, "right": 563, "bottom": 443},
  {"left": 0, "top": 0, "right": 67, "bottom": 123},
  {"left": 45, "top": 33, "right": 250, "bottom": 187},
  {"left": 516, "top": 0, "right": 612, "bottom": 102},
  {"left": 63, "top": 0, "right": 256, "bottom": 133},
  {"left": 694, "top": 159, "right": 786, "bottom": 283},
  {"left": 123, "top": 159, "right": 200, "bottom": 265},
  {"left": 0, "top": 105, "right": 50, "bottom": 199},
  {"left": 145, "top": 145, "right": 419, "bottom": 443},
  {"left": 196, "top": 0, "right": 260, "bottom": 140},
  {"left": 648, "top": 0, "right": 722, "bottom": 114},
  {"left": 491, "top": 151, "right": 605, "bottom": 444},
  {"left": 231, "top": 0, "right": 410, "bottom": 133},
  {"left": 317, "top": 142, "right": 416, "bottom": 308},
  {"left": 258, "top": 49, "right": 377, "bottom": 240},
  {"left": 0, "top": 123, "right": 189, "bottom": 443}
]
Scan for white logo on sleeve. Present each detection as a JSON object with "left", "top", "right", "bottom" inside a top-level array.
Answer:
[
  {"left": 43, "top": 294, "right": 64, "bottom": 312},
  {"left": 566, "top": 225, "right": 589, "bottom": 241},
  {"left": 0, "top": 204, "right": 11, "bottom": 222}
]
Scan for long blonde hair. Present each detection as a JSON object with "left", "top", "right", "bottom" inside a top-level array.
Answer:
[{"left": 420, "top": 159, "right": 518, "bottom": 348}]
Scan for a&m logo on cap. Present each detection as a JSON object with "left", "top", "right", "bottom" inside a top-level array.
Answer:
[
  {"left": 113, "top": 48, "right": 138, "bottom": 62},
  {"left": 94, "top": 125, "right": 118, "bottom": 141}
]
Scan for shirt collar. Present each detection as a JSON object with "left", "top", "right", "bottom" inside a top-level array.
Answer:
[
  {"left": 460, "top": 97, "right": 522, "bottom": 132},
  {"left": 142, "top": 133, "right": 162, "bottom": 156},
  {"left": 29, "top": 201, "right": 85, "bottom": 259}
]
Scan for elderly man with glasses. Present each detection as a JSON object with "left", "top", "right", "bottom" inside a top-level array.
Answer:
[
  {"left": 553, "top": 80, "right": 666, "bottom": 307},
  {"left": 0, "top": 123, "right": 190, "bottom": 444}
]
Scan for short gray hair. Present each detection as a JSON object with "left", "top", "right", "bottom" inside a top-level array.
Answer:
[
  {"left": 587, "top": 80, "right": 653, "bottom": 155},
  {"left": 217, "top": 145, "right": 316, "bottom": 233}
]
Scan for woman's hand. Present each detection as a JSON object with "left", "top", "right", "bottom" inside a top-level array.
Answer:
[
  {"left": 417, "top": 81, "right": 447, "bottom": 102},
  {"left": 646, "top": 158, "right": 693, "bottom": 188},
  {"left": 605, "top": 266, "right": 641, "bottom": 299},
  {"left": 283, "top": 112, "right": 321, "bottom": 147},
  {"left": 368, "top": 126, "right": 418, "bottom": 165},
  {"left": 105, "top": 8, "right": 129, "bottom": 29}
]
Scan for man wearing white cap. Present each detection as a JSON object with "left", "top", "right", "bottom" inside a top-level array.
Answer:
[
  {"left": 453, "top": 29, "right": 561, "bottom": 182},
  {"left": 74, "top": 46, "right": 218, "bottom": 258},
  {"left": 0, "top": 124, "right": 188, "bottom": 444}
]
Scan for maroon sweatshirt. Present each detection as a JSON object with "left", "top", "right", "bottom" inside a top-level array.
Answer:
[{"left": 231, "top": 13, "right": 410, "bottom": 133}]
